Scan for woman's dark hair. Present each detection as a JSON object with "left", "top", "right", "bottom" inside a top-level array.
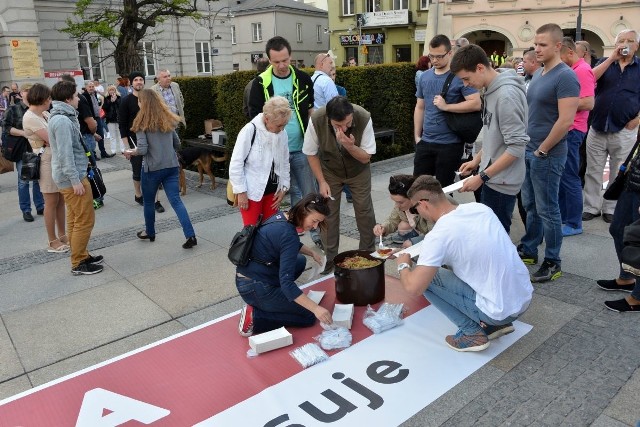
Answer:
[
  {"left": 51, "top": 81, "right": 77, "bottom": 102},
  {"left": 288, "top": 193, "right": 331, "bottom": 231},
  {"left": 26, "top": 83, "right": 51, "bottom": 106},
  {"left": 389, "top": 174, "right": 415, "bottom": 197}
]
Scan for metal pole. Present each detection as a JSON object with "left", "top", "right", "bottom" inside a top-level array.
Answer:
[{"left": 576, "top": 0, "right": 583, "bottom": 41}]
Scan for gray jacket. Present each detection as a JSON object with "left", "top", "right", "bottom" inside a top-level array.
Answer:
[
  {"left": 48, "top": 101, "right": 88, "bottom": 189},
  {"left": 150, "top": 82, "right": 186, "bottom": 127},
  {"left": 136, "top": 130, "right": 180, "bottom": 172},
  {"left": 480, "top": 69, "right": 528, "bottom": 196}
]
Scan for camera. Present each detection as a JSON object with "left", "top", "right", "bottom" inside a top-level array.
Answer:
[{"left": 621, "top": 46, "right": 630, "bottom": 56}]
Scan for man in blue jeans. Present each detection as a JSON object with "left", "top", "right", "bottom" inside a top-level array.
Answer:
[
  {"left": 395, "top": 175, "right": 533, "bottom": 352},
  {"left": 2, "top": 84, "right": 44, "bottom": 221},
  {"left": 517, "top": 23, "right": 580, "bottom": 282}
]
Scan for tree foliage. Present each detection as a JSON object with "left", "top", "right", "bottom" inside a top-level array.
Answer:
[{"left": 62, "top": 0, "right": 201, "bottom": 76}]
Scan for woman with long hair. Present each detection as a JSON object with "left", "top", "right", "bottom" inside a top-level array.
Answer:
[
  {"left": 236, "top": 193, "right": 332, "bottom": 337},
  {"left": 23, "top": 83, "right": 69, "bottom": 252},
  {"left": 103, "top": 85, "right": 125, "bottom": 155},
  {"left": 124, "top": 89, "right": 196, "bottom": 248},
  {"left": 229, "top": 96, "right": 291, "bottom": 226},
  {"left": 373, "top": 174, "right": 430, "bottom": 248}
]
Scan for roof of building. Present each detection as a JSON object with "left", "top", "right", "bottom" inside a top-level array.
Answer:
[{"left": 232, "top": 0, "right": 327, "bottom": 15}]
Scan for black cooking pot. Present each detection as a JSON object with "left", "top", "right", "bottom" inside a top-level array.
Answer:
[{"left": 334, "top": 250, "right": 385, "bottom": 306}]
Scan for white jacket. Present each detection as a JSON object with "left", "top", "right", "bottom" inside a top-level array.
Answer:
[{"left": 229, "top": 114, "right": 290, "bottom": 201}]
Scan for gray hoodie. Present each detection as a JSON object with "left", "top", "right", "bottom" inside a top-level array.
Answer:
[
  {"left": 480, "top": 69, "right": 528, "bottom": 196},
  {"left": 48, "top": 101, "right": 88, "bottom": 189}
]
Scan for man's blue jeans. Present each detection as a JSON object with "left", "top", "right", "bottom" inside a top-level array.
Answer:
[
  {"left": 481, "top": 184, "right": 517, "bottom": 234},
  {"left": 235, "top": 255, "right": 312, "bottom": 334},
  {"left": 559, "top": 129, "right": 585, "bottom": 229},
  {"left": 424, "top": 268, "right": 518, "bottom": 336},
  {"left": 609, "top": 189, "right": 640, "bottom": 285},
  {"left": 520, "top": 150, "right": 565, "bottom": 264},
  {"left": 141, "top": 167, "right": 195, "bottom": 239},
  {"left": 16, "top": 159, "right": 44, "bottom": 213},
  {"left": 288, "top": 151, "right": 317, "bottom": 207},
  {"left": 82, "top": 134, "right": 97, "bottom": 163}
]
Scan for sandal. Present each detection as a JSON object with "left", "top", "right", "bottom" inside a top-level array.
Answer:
[
  {"left": 47, "top": 239, "right": 70, "bottom": 253},
  {"left": 59, "top": 234, "right": 70, "bottom": 245}
]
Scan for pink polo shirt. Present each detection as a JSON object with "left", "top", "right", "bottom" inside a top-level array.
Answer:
[{"left": 571, "top": 58, "right": 595, "bottom": 133}]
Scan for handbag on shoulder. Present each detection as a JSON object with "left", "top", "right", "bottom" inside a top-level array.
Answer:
[
  {"left": 78, "top": 133, "right": 107, "bottom": 199},
  {"left": 228, "top": 214, "right": 263, "bottom": 267},
  {"left": 603, "top": 136, "right": 640, "bottom": 201}
]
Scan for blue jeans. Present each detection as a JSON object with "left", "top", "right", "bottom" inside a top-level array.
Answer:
[
  {"left": 141, "top": 167, "right": 194, "bottom": 238},
  {"left": 236, "top": 254, "right": 312, "bottom": 334},
  {"left": 559, "top": 130, "right": 585, "bottom": 229},
  {"left": 520, "top": 150, "right": 565, "bottom": 264},
  {"left": 82, "top": 134, "right": 97, "bottom": 163},
  {"left": 16, "top": 159, "right": 44, "bottom": 213},
  {"left": 481, "top": 184, "right": 517, "bottom": 234},
  {"left": 288, "top": 151, "right": 317, "bottom": 207},
  {"left": 424, "top": 268, "right": 518, "bottom": 336},
  {"left": 609, "top": 189, "right": 640, "bottom": 290}
]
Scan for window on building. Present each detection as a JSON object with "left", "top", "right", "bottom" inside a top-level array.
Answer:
[
  {"left": 195, "top": 41, "right": 211, "bottom": 74},
  {"left": 78, "top": 42, "right": 103, "bottom": 81},
  {"left": 420, "top": 0, "right": 430, "bottom": 9},
  {"left": 367, "top": 46, "right": 384, "bottom": 64},
  {"left": 342, "top": 0, "right": 354, "bottom": 16},
  {"left": 393, "top": 0, "right": 408, "bottom": 9},
  {"left": 233, "top": 63, "right": 240, "bottom": 71},
  {"left": 366, "top": 0, "right": 381, "bottom": 12},
  {"left": 252, "top": 23, "right": 262, "bottom": 42},
  {"left": 317, "top": 25, "right": 322, "bottom": 43},
  {"left": 137, "top": 41, "right": 156, "bottom": 77},
  {"left": 297, "top": 23, "right": 303, "bottom": 42},
  {"left": 231, "top": 25, "right": 236, "bottom": 45}
]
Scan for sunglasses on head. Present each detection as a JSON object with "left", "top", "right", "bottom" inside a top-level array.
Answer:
[{"left": 409, "top": 199, "right": 429, "bottom": 215}]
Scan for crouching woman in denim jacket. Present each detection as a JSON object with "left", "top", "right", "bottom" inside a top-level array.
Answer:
[{"left": 236, "top": 194, "right": 333, "bottom": 336}]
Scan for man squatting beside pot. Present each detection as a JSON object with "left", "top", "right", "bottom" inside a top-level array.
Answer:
[{"left": 395, "top": 175, "right": 533, "bottom": 352}]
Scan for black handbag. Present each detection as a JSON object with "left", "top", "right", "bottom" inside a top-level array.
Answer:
[
  {"left": 20, "top": 150, "right": 41, "bottom": 181},
  {"left": 440, "top": 73, "right": 483, "bottom": 144},
  {"left": 2, "top": 134, "right": 30, "bottom": 162},
  {"left": 603, "top": 137, "right": 640, "bottom": 201},
  {"left": 228, "top": 214, "right": 263, "bottom": 267},
  {"left": 621, "top": 219, "right": 640, "bottom": 276},
  {"left": 78, "top": 134, "right": 106, "bottom": 199}
]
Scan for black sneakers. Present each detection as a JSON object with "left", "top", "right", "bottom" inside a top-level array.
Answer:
[
  {"left": 84, "top": 254, "right": 104, "bottom": 265},
  {"left": 155, "top": 201, "right": 165, "bottom": 213},
  {"left": 72, "top": 262, "right": 103, "bottom": 275},
  {"left": 531, "top": 260, "right": 562, "bottom": 283}
]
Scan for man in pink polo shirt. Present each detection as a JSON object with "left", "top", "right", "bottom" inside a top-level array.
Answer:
[{"left": 559, "top": 37, "right": 595, "bottom": 236}]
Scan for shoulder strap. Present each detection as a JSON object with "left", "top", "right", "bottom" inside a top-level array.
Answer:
[
  {"left": 77, "top": 132, "right": 96, "bottom": 167},
  {"left": 622, "top": 135, "right": 640, "bottom": 172},
  {"left": 312, "top": 74, "right": 321, "bottom": 85},
  {"left": 440, "top": 72, "right": 456, "bottom": 98},
  {"left": 242, "top": 123, "right": 257, "bottom": 165}
]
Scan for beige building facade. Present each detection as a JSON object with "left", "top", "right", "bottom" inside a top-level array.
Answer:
[{"left": 427, "top": 0, "right": 639, "bottom": 58}]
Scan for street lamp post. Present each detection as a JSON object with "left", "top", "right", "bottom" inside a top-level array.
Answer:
[{"left": 205, "top": 2, "right": 234, "bottom": 75}]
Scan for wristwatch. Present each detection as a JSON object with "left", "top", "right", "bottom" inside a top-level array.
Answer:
[
  {"left": 479, "top": 171, "right": 490, "bottom": 183},
  {"left": 397, "top": 262, "right": 411, "bottom": 273},
  {"left": 536, "top": 149, "right": 548, "bottom": 158}
]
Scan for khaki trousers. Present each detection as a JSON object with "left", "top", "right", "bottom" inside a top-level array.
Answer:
[{"left": 60, "top": 179, "right": 95, "bottom": 268}]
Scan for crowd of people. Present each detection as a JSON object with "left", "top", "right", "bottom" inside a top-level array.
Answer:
[{"left": 1, "top": 26, "right": 638, "bottom": 351}]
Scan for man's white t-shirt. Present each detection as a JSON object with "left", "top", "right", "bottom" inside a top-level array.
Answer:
[{"left": 417, "top": 203, "right": 533, "bottom": 320}]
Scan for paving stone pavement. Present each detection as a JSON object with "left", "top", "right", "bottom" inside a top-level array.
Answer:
[{"left": 0, "top": 153, "right": 639, "bottom": 426}]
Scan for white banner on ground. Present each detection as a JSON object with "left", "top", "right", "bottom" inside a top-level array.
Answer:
[{"left": 196, "top": 306, "right": 532, "bottom": 427}]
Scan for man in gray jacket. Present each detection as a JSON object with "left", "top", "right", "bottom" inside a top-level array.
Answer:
[
  {"left": 451, "top": 44, "right": 528, "bottom": 233},
  {"left": 48, "top": 80, "right": 104, "bottom": 275}
]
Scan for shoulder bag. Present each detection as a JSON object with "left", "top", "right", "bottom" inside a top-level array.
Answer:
[
  {"left": 78, "top": 133, "right": 106, "bottom": 199},
  {"left": 440, "top": 73, "right": 483, "bottom": 144},
  {"left": 603, "top": 136, "right": 640, "bottom": 201},
  {"left": 2, "top": 134, "right": 30, "bottom": 162},
  {"left": 20, "top": 149, "right": 42, "bottom": 181},
  {"left": 227, "top": 123, "right": 257, "bottom": 207},
  {"left": 228, "top": 214, "right": 263, "bottom": 267}
]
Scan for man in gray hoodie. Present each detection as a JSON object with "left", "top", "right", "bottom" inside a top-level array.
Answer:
[
  {"left": 48, "top": 80, "right": 104, "bottom": 275},
  {"left": 451, "top": 44, "right": 528, "bottom": 234}
]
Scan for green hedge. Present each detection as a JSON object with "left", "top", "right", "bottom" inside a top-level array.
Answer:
[{"left": 174, "top": 62, "right": 416, "bottom": 175}]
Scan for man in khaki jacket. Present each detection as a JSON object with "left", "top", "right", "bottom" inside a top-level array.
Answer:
[{"left": 151, "top": 69, "right": 186, "bottom": 127}]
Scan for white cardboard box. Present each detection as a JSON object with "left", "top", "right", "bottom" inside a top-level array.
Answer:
[
  {"left": 307, "top": 290, "right": 326, "bottom": 305},
  {"left": 249, "top": 327, "right": 293, "bottom": 354},
  {"left": 333, "top": 304, "right": 355, "bottom": 329}
]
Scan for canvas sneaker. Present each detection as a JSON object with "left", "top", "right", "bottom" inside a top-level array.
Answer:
[
  {"left": 531, "top": 260, "right": 562, "bottom": 283},
  {"left": 72, "top": 262, "right": 104, "bottom": 275},
  {"left": 445, "top": 330, "right": 490, "bottom": 352},
  {"left": 482, "top": 323, "right": 515, "bottom": 340},
  {"left": 84, "top": 254, "right": 104, "bottom": 265},
  {"left": 517, "top": 244, "right": 538, "bottom": 265},
  {"left": 238, "top": 304, "right": 254, "bottom": 337}
]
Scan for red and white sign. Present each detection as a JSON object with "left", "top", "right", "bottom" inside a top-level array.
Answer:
[{"left": 0, "top": 276, "right": 531, "bottom": 426}]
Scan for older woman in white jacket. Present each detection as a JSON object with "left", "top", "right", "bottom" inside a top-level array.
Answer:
[{"left": 229, "top": 96, "right": 291, "bottom": 226}]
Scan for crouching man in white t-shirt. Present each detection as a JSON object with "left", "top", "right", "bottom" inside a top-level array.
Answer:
[{"left": 395, "top": 175, "right": 533, "bottom": 352}]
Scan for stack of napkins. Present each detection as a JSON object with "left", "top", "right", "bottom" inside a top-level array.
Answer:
[
  {"left": 249, "top": 327, "right": 293, "bottom": 354},
  {"left": 307, "top": 290, "right": 326, "bottom": 305},
  {"left": 333, "top": 303, "right": 355, "bottom": 329}
]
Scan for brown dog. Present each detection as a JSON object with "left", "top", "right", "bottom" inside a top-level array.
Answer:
[{"left": 177, "top": 147, "right": 225, "bottom": 195}]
